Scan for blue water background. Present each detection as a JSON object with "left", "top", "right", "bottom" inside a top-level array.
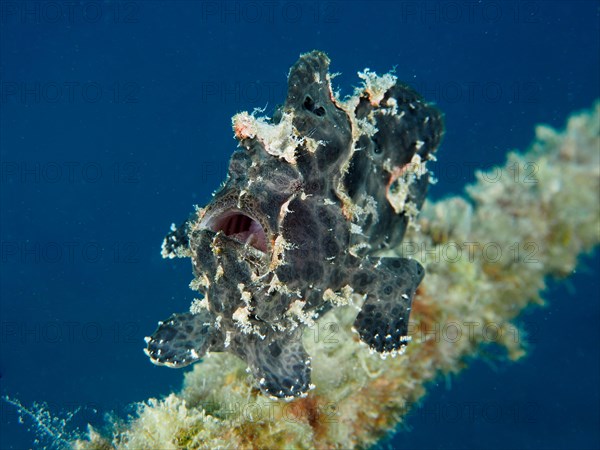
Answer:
[{"left": 1, "top": 1, "right": 599, "bottom": 449}]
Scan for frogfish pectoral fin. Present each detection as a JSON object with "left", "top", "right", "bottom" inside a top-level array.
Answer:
[
  {"left": 144, "top": 310, "right": 222, "bottom": 368},
  {"left": 353, "top": 257, "right": 424, "bottom": 353}
]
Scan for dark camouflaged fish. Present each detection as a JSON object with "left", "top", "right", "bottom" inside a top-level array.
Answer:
[{"left": 145, "top": 50, "right": 443, "bottom": 399}]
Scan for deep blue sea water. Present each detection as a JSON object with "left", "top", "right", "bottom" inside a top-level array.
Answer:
[{"left": 0, "top": 1, "right": 598, "bottom": 449}]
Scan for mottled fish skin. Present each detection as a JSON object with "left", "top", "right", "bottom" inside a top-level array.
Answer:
[{"left": 146, "top": 50, "right": 444, "bottom": 399}]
